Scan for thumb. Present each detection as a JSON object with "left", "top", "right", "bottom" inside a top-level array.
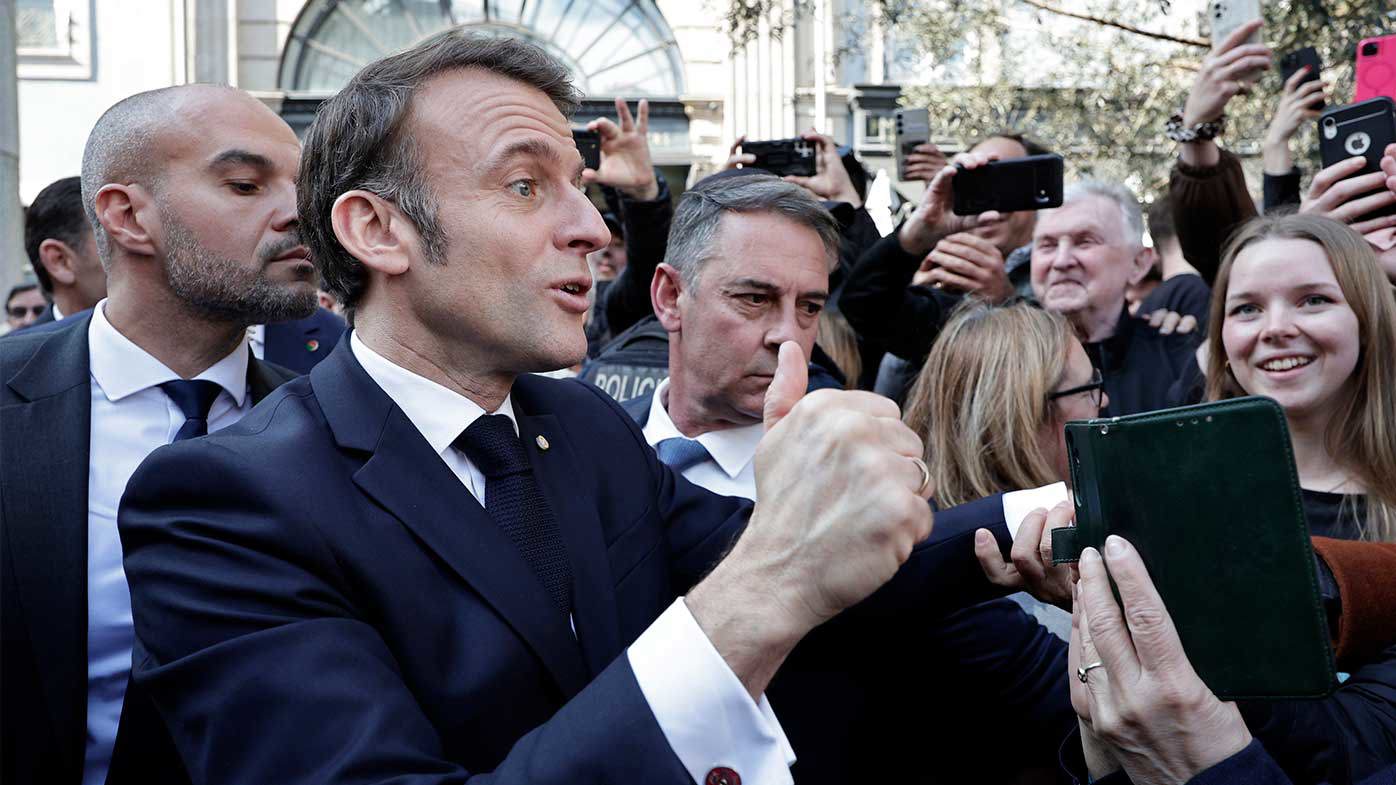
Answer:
[{"left": 763, "top": 341, "right": 808, "bottom": 432}]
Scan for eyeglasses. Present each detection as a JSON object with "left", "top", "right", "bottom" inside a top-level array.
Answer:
[
  {"left": 7, "top": 305, "right": 45, "bottom": 319},
  {"left": 1048, "top": 367, "right": 1105, "bottom": 409}
]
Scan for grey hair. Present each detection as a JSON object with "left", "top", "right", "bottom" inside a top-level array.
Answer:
[
  {"left": 299, "top": 31, "right": 580, "bottom": 307},
  {"left": 664, "top": 173, "right": 841, "bottom": 288},
  {"left": 1062, "top": 180, "right": 1145, "bottom": 250}
]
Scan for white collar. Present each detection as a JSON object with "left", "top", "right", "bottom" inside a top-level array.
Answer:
[
  {"left": 51, "top": 302, "right": 64, "bottom": 320},
  {"left": 644, "top": 379, "right": 763, "bottom": 479},
  {"left": 350, "top": 331, "right": 518, "bottom": 456},
  {"left": 87, "top": 299, "right": 249, "bottom": 406}
]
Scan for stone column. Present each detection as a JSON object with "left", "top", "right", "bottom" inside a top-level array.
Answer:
[
  {"left": 189, "top": 0, "right": 232, "bottom": 84},
  {"left": 0, "top": 0, "right": 26, "bottom": 295}
]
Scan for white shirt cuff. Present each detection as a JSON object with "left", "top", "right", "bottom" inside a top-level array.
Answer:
[
  {"left": 627, "top": 598, "right": 796, "bottom": 784},
  {"left": 1001, "top": 482, "right": 1069, "bottom": 541}
]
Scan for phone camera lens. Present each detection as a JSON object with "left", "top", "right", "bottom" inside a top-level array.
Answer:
[{"left": 1363, "top": 42, "right": 1379, "bottom": 57}]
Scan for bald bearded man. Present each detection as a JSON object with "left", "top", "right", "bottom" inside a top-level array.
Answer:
[{"left": 0, "top": 84, "right": 315, "bottom": 785}]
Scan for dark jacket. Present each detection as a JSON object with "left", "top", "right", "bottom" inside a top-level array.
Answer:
[
  {"left": 597, "top": 171, "right": 675, "bottom": 340},
  {"left": 263, "top": 307, "right": 346, "bottom": 374},
  {"left": 0, "top": 311, "right": 297, "bottom": 785},
  {"left": 837, "top": 231, "right": 963, "bottom": 365},
  {"left": 113, "top": 334, "right": 1050, "bottom": 785}
]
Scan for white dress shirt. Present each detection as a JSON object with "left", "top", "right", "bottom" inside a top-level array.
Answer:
[
  {"left": 84, "top": 301, "right": 252, "bottom": 785},
  {"left": 246, "top": 323, "right": 266, "bottom": 360},
  {"left": 641, "top": 379, "right": 763, "bottom": 501},
  {"left": 52, "top": 302, "right": 65, "bottom": 320},
  {"left": 350, "top": 333, "right": 795, "bottom": 785}
]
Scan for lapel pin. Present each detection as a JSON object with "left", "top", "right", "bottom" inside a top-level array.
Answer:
[
  {"left": 305, "top": 339, "right": 320, "bottom": 352},
  {"left": 535, "top": 435, "right": 550, "bottom": 451}
]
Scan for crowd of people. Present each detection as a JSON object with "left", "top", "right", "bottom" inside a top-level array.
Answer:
[{"left": 3, "top": 17, "right": 1396, "bottom": 785}]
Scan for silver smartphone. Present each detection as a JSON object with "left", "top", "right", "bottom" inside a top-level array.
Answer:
[
  {"left": 1209, "top": 0, "right": 1262, "bottom": 48},
  {"left": 894, "top": 108, "right": 930, "bottom": 180}
]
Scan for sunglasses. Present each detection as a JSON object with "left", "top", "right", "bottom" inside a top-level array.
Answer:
[
  {"left": 7, "top": 305, "right": 45, "bottom": 319},
  {"left": 1048, "top": 367, "right": 1105, "bottom": 409}
]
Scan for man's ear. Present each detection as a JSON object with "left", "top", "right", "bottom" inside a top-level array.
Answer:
[
  {"left": 93, "top": 184, "right": 157, "bottom": 258},
  {"left": 1128, "top": 246, "right": 1157, "bottom": 287},
  {"left": 651, "top": 263, "right": 686, "bottom": 333},
  {"left": 331, "top": 190, "right": 414, "bottom": 278},
  {"left": 37, "top": 239, "right": 79, "bottom": 286}
]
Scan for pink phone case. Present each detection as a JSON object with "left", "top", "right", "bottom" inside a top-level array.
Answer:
[{"left": 1356, "top": 35, "right": 1396, "bottom": 103}]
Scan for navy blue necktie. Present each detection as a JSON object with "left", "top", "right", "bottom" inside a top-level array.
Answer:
[
  {"left": 159, "top": 380, "right": 224, "bottom": 442},
  {"left": 455, "top": 415, "right": 573, "bottom": 615},
  {"left": 656, "top": 437, "right": 712, "bottom": 473}
]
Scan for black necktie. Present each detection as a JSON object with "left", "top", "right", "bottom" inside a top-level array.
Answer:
[
  {"left": 454, "top": 415, "right": 573, "bottom": 615},
  {"left": 159, "top": 380, "right": 224, "bottom": 442}
]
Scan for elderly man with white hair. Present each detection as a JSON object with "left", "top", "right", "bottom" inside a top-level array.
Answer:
[{"left": 1028, "top": 180, "right": 1206, "bottom": 415}]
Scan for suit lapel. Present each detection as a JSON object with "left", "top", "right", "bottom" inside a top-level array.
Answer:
[
  {"left": 2, "top": 316, "right": 94, "bottom": 764},
  {"left": 312, "top": 342, "right": 590, "bottom": 697},
  {"left": 514, "top": 408, "right": 622, "bottom": 677}
]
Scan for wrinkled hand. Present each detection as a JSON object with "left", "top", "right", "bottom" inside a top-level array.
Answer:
[
  {"left": 1070, "top": 537, "right": 1252, "bottom": 785},
  {"left": 922, "top": 232, "right": 1014, "bottom": 302},
  {"left": 903, "top": 141, "right": 948, "bottom": 182},
  {"left": 1265, "top": 65, "right": 1325, "bottom": 147},
  {"left": 717, "top": 341, "right": 934, "bottom": 635},
  {"left": 974, "top": 501, "right": 1077, "bottom": 610},
  {"left": 1142, "top": 308, "right": 1198, "bottom": 336},
  {"left": 584, "top": 98, "right": 658, "bottom": 200},
  {"left": 898, "top": 153, "right": 1002, "bottom": 256},
  {"left": 1184, "top": 20, "right": 1271, "bottom": 126},
  {"left": 725, "top": 134, "right": 756, "bottom": 170},
  {"left": 1300, "top": 155, "right": 1396, "bottom": 235},
  {"left": 785, "top": 130, "right": 862, "bottom": 207}
]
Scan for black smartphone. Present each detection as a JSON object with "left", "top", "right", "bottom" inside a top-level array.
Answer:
[
  {"left": 572, "top": 128, "right": 601, "bottom": 171},
  {"left": 952, "top": 154, "right": 1065, "bottom": 216},
  {"left": 740, "top": 138, "right": 817, "bottom": 177},
  {"left": 1279, "top": 47, "right": 1324, "bottom": 108},
  {"left": 895, "top": 108, "right": 930, "bottom": 180},
  {"left": 1318, "top": 97, "right": 1396, "bottom": 222}
]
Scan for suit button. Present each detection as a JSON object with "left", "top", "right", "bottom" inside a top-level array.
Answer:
[{"left": 705, "top": 767, "right": 740, "bottom": 785}]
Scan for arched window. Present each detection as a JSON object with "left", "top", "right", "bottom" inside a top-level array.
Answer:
[{"left": 279, "top": 0, "right": 686, "bottom": 98}]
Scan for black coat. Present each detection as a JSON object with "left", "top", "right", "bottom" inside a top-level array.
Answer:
[{"left": 0, "top": 312, "right": 297, "bottom": 785}]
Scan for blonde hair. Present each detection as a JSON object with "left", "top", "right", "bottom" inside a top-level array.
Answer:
[
  {"left": 816, "top": 310, "right": 862, "bottom": 390},
  {"left": 903, "top": 299, "right": 1073, "bottom": 507},
  {"left": 1206, "top": 214, "right": 1396, "bottom": 541}
]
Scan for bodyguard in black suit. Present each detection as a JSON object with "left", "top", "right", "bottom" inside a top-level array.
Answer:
[
  {"left": 115, "top": 32, "right": 1034, "bottom": 785},
  {"left": 0, "top": 83, "right": 317, "bottom": 785}
]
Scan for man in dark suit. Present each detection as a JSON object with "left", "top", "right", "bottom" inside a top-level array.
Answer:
[
  {"left": 254, "top": 305, "right": 346, "bottom": 373},
  {"left": 626, "top": 168, "right": 1072, "bottom": 785},
  {"left": 21, "top": 175, "right": 107, "bottom": 327},
  {"left": 116, "top": 32, "right": 1032, "bottom": 785},
  {"left": 0, "top": 83, "right": 316, "bottom": 785}
]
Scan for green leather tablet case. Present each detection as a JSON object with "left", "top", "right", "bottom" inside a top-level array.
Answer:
[{"left": 1051, "top": 396, "right": 1337, "bottom": 700}]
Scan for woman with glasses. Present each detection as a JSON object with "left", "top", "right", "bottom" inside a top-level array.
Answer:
[{"left": 902, "top": 298, "right": 1106, "bottom": 507}]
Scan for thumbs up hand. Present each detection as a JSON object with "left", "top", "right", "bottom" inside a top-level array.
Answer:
[
  {"left": 708, "top": 342, "right": 935, "bottom": 637},
  {"left": 762, "top": 341, "right": 808, "bottom": 433}
]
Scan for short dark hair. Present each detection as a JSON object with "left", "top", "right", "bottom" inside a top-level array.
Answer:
[
  {"left": 6, "top": 282, "right": 39, "bottom": 308},
  {"left": 1146, "top": 197, "right": 1177, "bottom": 246},
  {"left": 24, "top": 176, "right": 89, "bottom": 293},
  {"left": 299, "top": 30, "right": 580, "bottom": 307},
  {"left": 977, "top": 130, "right": 1052, "bottom": 157}
]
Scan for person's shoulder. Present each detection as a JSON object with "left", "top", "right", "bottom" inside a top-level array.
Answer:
[
  {"left": 515, "top": 374, "right": 657, "bottom": 456},
  {"left": 0, "top": 310, "right": 86, "bottom": 374}
]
